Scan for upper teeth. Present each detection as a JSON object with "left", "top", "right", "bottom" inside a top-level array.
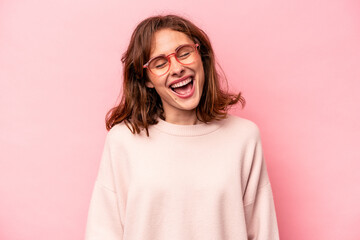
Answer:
[{"left": 170, "top": 78, "right": 192, "bottom": 88}]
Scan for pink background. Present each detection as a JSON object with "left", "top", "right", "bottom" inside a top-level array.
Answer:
[{"left": 1, "top": 0, "right": 359, "bottom": 239}]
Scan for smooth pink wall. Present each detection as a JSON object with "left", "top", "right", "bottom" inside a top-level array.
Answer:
[{"left": 1, "top": 0, "right": 359, "bottom": 239}]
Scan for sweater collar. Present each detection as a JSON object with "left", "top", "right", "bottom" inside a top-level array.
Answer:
[{"left": 151, "top": 116, "right": 225, "bottom": 137}]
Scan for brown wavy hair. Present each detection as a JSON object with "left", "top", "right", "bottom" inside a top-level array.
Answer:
[{"left": 106, "top": 14, "right": 245, "bottom": 136}]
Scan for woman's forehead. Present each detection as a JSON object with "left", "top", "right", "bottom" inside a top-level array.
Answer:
[{"left": 149, "top": 29, "right": 194, "bottom": 57}]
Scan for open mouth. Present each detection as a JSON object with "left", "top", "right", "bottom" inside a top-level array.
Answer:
[{"left": 170, "top": 77, "right": 194, "bottom": 95}]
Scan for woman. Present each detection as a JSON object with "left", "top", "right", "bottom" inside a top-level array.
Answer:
[{"left": 85, "top": 14, "right": 279, "bottom": 240}]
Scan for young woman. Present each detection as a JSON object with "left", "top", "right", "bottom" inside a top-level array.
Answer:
[{"left": 85, "top": 14, "right": 279, "bottom": 240}]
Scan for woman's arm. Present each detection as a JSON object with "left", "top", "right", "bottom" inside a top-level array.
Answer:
[
  {"left": 242, "top": 129, "right": 280, "bottom": 239},
  {"left": 85, "top": 134, "right": 124, "bottom": 240}
]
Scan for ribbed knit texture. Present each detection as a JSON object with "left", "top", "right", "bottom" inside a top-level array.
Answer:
[{"left": 85, "top": 114, "right": 279, "bottom": 240}]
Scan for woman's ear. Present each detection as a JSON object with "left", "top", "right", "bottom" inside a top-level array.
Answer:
[{"left": 145, "top": 80, "right": 154, "bottom": 88}]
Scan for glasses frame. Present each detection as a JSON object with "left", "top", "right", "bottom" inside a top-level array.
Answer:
[{"left": 143, "top": 43, "right": 200, "bottom": 77}]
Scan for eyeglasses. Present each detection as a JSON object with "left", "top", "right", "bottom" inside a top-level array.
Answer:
[{"left": 143, "top": 43, "right": 200, "bottom": 77}]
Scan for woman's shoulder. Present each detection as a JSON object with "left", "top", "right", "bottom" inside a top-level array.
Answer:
[
  {"left": 106, "top": 121, "right": 144, "bottom": 143},
  {"left": 223, "top": 114, "right": 261, "bottom": 139},
  {"left": 106, "top": 121, "right": 126, "bottom": 135}
]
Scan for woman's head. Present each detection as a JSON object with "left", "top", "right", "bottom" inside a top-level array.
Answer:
[
  {"left": 144, "top": 28, "right": 205, "bottom": 123},
  {"left": 106, "top": 14, "right": 245, "bottom": 136}
]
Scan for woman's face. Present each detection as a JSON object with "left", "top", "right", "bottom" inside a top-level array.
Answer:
[{"left": 145, "top": 28, "right": 205, "bottom": 121}]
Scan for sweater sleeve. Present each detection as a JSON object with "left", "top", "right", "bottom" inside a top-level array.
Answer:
[
  {"left": 242, "top": 129, "right": 280, "bottom": 240},
  {"left": 85, "top": 134, "right": 124, "bottom": 240}
]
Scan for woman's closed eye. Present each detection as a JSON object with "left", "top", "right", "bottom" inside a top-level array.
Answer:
[
  {"left": 155, "top": 61, "right": 168, "bottom": 69},
  {"left": 178, "top": 52, "right": 190, "bottom": 58}
]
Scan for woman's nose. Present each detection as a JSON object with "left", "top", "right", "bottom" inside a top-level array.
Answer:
[{"left": 169, "top": 55, "right": 185, "bottom": 76}]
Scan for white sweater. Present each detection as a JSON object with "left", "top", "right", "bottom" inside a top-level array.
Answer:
[{"left": 85, "top": 114, "right": 279, "bottom": 239}]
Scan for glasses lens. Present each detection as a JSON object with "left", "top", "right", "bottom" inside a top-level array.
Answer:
[
  {"left": 148, "top": 56, "right": 169, "bottom": 76},
  {"left": 176, "top": 45, "right": 196, "bottom": 65}
]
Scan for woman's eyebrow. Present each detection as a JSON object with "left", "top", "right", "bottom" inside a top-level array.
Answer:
[
  {"left": 174, "top": 44, "right": 187, "bottom": 51},
  {"left": 151, "top": 53, "right": 166, "bottom": 58},
  {"left": 150, "top": 44, "right": 188, "bottom": 58}
]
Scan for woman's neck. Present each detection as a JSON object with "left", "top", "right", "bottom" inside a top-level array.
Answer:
[{"left": 163, "top": 111, "right": 199, "bottom": 125}]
